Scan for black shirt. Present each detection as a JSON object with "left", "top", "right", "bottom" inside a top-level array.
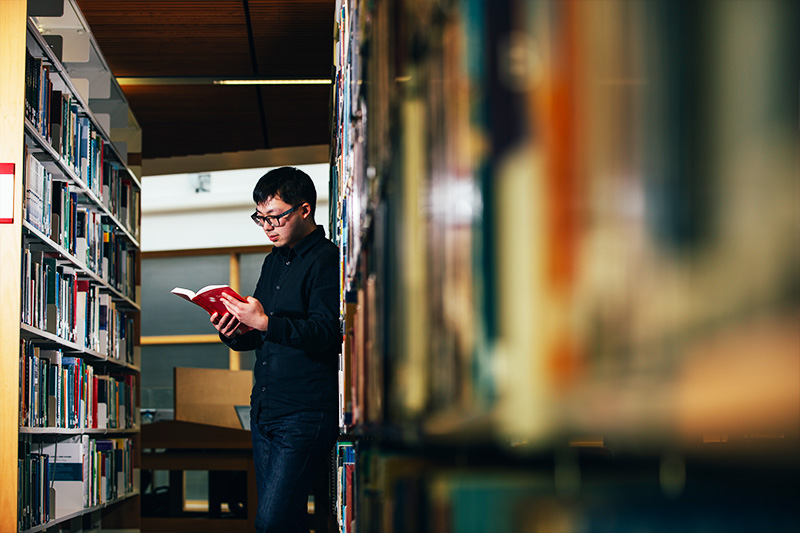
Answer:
[{"left": 221, "top": 226, "right": 340, "bottom": 420}]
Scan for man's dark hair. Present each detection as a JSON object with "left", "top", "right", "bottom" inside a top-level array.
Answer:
[{"left": 253, "top": 166, "right": 317, "bottom": 217}]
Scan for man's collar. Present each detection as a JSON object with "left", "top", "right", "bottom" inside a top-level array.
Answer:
[{"left": 278, "top": 225, "right": 324, "bottom": 258}]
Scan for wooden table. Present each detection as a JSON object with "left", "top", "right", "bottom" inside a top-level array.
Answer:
[{"left": 140, "top": 420, "right": 256, "bottom": 532}]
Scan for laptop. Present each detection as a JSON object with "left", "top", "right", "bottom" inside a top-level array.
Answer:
[{"left": 234, "top": 405, "right": 251, "bottom": 430}]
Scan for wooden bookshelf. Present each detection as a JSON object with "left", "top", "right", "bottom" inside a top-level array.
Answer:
[
  {"left": 0, "top": 4, "right": 28, "bottom": 531},
  {"left": 1, "top": 0, "right": 143, "bottom": 530},
  {"left": 20, "top": 491, "right": 141, "bottom": 533}
]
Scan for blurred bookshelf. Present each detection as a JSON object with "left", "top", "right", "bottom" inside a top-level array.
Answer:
[{"left": 329, "top": 0, "right": 799, "bottom": 531}]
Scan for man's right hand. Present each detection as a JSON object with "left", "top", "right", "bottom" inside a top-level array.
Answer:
[{"left": 210, "top": 311, "right": 241, "bottom": 338}]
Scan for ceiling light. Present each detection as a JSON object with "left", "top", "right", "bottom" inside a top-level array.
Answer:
[
  {"left": 116, "top": 77, "right": 330, "bottom": 86},
  {"left": 214, "top": 79, "right": 331, "bottom": 85}
]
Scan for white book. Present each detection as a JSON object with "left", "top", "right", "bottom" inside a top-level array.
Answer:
[
  {"left": 98, "top": 293, "right": 111, "bottom": 355},
  {"left": 76, "top": 290, "right": 87, "bottom": 349},
  {"left": 41, "top": 435, "right": 88, "bottom": 515},
  {"left": 96, "top": 403, "right": 108, "bottom": 430}
]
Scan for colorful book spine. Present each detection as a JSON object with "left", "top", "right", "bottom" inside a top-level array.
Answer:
[
  {"left": 17, "top": 348, "right": 133, "bottom": 431},
  {"left": 336, "top": 442, "right": 356, "bottom": 533}
]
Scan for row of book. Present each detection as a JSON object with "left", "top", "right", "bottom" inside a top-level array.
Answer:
[
  {"left": 23, "top": 149, "right": 139, "bottom": 294},
  {"left": 331, "top": 0, "right": 369, "bottom": 299},
  {"left": 331, "top": 0, "right": 351, "bottom": 426},
  {"left": 18, "top": 436, "right": 135, "bottom": 531},
  {"left": 26, "top": 50, "right": 104, "bottom": 197},
  {"left": 15, "top": 8, "right": 141, "bottom": 533},
  {"left": 353, "top": 446, "right": 800, "bottom": 533},
  {"left": 333, "top": 0, "right": 376, "bottom": 434},
  {"left": 338, "top": 303, "right": 354, "bottom": 429},
  {"left": 17, "top": 449, "right": 49, "bottom": 531},
  {"left": 21, "top": 247, "right": 136, "bottom": 362},
  {"left": 335, "top": 442, "right": 356, "bottom": 533},
  {"left": 338, "top": 272, "right": 383, "bottom": 432},
  {"left": 330, "top": 1, "right": 800, "bottom": 531},
  {"left": 22, "top": 152, "right": 52, "bottom": 236},
  {"left": 100, "top": 158, "right": 140, "bottom": 240},
  {"left": 20, "top": 340, "right": 137, "bottom": 429},
  {"left": 25, "top": 50, "right": 55, "bottom": 146}
]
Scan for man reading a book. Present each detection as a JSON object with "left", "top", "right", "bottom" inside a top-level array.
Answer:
[{"left": 210, "top": 166, "right": 339, "bottom": 533}]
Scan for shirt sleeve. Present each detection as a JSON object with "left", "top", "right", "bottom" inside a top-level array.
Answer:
[
  {"left": 262, "top": 253, "right": 340, "bottom": 354},
  {"left": 219, "top": 328, "right": 262, "bottom": 351}
]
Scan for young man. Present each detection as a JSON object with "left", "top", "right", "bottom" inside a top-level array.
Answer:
[{"left": 211, "top": 166, "right": 339, "bottom": 532}]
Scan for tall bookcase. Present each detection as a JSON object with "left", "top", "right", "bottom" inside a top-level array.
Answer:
[
  {"left": 330, "top": 0, "right": 799, "bottom": 531},
  {"left": 1, "top": 0, "right": 142, "bottom": 531}
]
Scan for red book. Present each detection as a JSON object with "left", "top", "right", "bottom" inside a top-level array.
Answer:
[
  {"left": 345, "top": 463, "right": 354, "bottom": 533},
  {"left": 170, "top": 285, "right": 254, "bottom": 333}
]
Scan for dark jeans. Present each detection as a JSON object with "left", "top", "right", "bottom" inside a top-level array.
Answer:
[{"left": 251, "top": 409, "right": 339, "bottom": 533}]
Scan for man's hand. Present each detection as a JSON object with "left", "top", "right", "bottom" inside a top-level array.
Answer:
[
  {"left": 210, "top": 310, "right": 242, "bottom": 338},
  {"left": 221, "top": 293, "right": 269, "bottom": 332}
]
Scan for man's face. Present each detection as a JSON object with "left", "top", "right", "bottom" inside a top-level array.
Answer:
[{"left": 255, "top": 195, "right": 308, "bottom": 248}]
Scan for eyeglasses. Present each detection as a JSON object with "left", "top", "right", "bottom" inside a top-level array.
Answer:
[{"left": 251, "top": 204, "right": 302, "bottom": 227}]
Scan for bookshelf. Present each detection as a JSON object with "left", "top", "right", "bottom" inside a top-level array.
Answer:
[
  {"left": 330, "top": 0, "right": 798, "bottom": 531},
  {"left": 1, "top": 0, "right": 142, "bottom": 531}
]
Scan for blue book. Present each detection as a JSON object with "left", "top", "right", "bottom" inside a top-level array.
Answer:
[{"left": 62, "top": 357, "right": 82, "bottom": 428}]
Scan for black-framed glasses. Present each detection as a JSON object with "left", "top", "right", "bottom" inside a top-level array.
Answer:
[{"left": 251, "top": 204, "right": 302, "bottom": 227}]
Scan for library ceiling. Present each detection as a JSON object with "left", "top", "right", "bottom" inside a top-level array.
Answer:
[{"left": 76, "top": 0, "right": 335, "bottom": 161}]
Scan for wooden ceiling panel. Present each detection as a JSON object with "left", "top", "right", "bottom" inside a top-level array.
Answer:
[
  {"left": 123, "top": 85, "right": 266, "bottom": 158},
  {"left": 77, "top": 0, "right": 254, "bottom": 77},
  {"left": 249, "top": 1, "right": 335, "bottom": 78},
  {"left": 259, "top": 85, "right": 330, "bottom": 144},
  {"left": 75, "top": 1, "right": 335, "bottom": 160},
  {"left": 260, "top": 84, "right": 332, "bottom": 147}
]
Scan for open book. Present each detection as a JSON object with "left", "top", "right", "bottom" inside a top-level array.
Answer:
[{"left": 171, "top": 285, "right": 254, "bottom": 333}]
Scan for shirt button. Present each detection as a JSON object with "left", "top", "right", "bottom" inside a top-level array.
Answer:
[
  {"left": 269, "top": 311, "right": 274, "bottom": 316},
  {"left": 261, "top": 387, "right": 266, "bottom": 392},
  {"left": 262, "top": 361, "right": 267, "bottom": 366},
  {"left": 285, "top": 261, "right": 290, "bottom": 266},
  {"left": 276, "top": 285, "right": 280, "bottom": 290}
]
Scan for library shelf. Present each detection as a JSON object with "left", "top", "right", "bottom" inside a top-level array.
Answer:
[
  {"left": 19, "top": 490, "right": 141, "bottom": 533},
  {"left": 23, "top": 121, "right": 140, "bottom": 246},
  {"left": 20, "top": 322, "right": 137, "bottom": 369},
  {"left": 19, "top": 426, "right": 141, "bottom": 437},
  {"left": 24, "top": 17, "right": 140, "bottom": 189},
  {"left": 21, "top": 221, "right": 139, "bottom": 308},
  {"left": 2, "top": 1, "right": 143, "bottom": 531},
  {"left": 328, "top": 0, "right": 799, "bottom": 531}
]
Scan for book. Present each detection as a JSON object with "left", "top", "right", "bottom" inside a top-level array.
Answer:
[
  {"left": 41, "top": 435, "right": 89, "bottom": 514},
  {"left": 170, "top": 285, "right": 254, "bottom": 333}
]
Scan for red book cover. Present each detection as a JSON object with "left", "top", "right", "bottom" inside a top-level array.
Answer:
[
  {"left": 345, "top": 463, "right": 354, "bottom": 533},
  {"left": 171, "top": 285, "right": 254, "bottom": 333}
]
